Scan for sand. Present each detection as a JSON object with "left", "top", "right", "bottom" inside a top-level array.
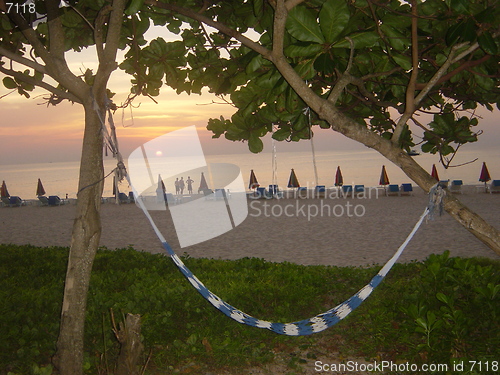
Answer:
[{"left": 1, "top": 185, "right": 499, "bottom": 267}]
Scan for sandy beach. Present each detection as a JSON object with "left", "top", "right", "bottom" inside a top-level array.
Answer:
[{"left": 1, "top": 185, "right": 499, "bottom": 267}]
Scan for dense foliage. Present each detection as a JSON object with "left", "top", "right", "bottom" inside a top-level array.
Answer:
[
  {"left": 2, "top": 1, "right": 498, "bottom": 158},
  {"left": 1, "top": 245, "right": 498, "bottom": 374}
]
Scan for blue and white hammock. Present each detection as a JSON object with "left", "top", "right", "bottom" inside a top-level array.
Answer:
[
  {"left": 97, "top": 99, "right": 439, "bottom": 336},
  {"left": 128, "top": 174, "right": 438, "bottom": 336}
]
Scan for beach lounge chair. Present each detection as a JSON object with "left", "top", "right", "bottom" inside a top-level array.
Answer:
[
  {"left": 297, "top": 186, "right": 308, "bottom": 198},
  {"left": 118, "top": 192, "right": 130, "bottom": 203},
  {"left": 48, "top": 195, "right": 63, "bottom": 206},
  {"left": 38, "top": 196, "right": 49, "bottom": 206},
  {"left": 386, "top": 184, "right": 399, "bottom": 196},
  {"left": 342, "top": 185, "right": 353, "bottom": 197},
  {"left": 400, "top": 183, "right": 413, "bottom": 196},
  {"left": 490, "top": 180, "right": 500, "bottom": 194},
  {"left": 354, "top": 185, "right": 365, "bottom": 196},
  {"left": 315, "top": 185, "right": 326, "bottom": 198},
  {"left": 9, "top": 196, "right": 24, "bottom": 207},
  {"left": 449, "top": 180, "right": 463, "bottom": 194},
  {"left": 253, "top": 187, "right": 272, "bottom": 199}
]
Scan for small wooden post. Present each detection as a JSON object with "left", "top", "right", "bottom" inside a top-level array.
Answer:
[{"left": 114, "top": 313, "right": 143, "bottom": 375}]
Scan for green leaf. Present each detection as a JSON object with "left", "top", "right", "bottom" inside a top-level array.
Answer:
[
  {"left": 125, "top": 0, "right": 145, "bottom": 16},
  {"left": 450, "top": 0, "right": 470, "bottom": 15},
  {"left": 3, "top": 77, "right": 17, "bottom": 89},
  {"left": 415, "top": 317, "right": 428, "bottom": 330},
  {"left": 272, "top": 128, "right": 291, "bottom": 141},
  {"left": 246, "top": 53, "right": 265, "bottom": 74},
  {"left": 285, "top": 43, "right": 323, "bottom": 58},
  {"left": 421, "top": 142, "right": 436, "bottom": 154},
  {"left": 332, "top": 32, "right": 379, "bottom": 49},
  {"left": 253, "top": 0, "right": 264, "bottom": 17},
  {"left": 286, "top": 6, "right": 325, "bottom": 44},
  {"left": 380, "top": 24, "right": 409, "bottom": 51},
  {"left": 248, "top": 134, "right": 264, "bottom": 153},
  {"left": 478, "top": 32, "right": 498, "bottom": 55},
  {"left": 392, "top": 54, "right": 412, "bottom": 70},
  {"left": 436, "top": 292, "right": 450, "bottom": 305},
  {"left": 319, "top": 0, "right": 350, "bottom": 44},
  {"left": 314, "top": 53, "right": 335, "bottom": 74}
]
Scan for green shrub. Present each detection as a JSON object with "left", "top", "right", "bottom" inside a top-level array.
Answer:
[{"left": 0, "top": 245, "right": 498, "bottom": 374}]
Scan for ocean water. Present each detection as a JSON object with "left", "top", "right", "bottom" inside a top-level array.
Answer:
[{"left": 1, "top": 148, "right": 498, "bottom": 200}]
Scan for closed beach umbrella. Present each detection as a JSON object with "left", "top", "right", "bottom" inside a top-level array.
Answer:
[
  {"left": 379, "top": 165, "right": 390, "bottom": 186},
  {"left": 335, "top": 166, "right": 343, "bottom": 187},
  {"left": 1, "top": 180, "right": 10, "bottom": 198},
  {"left": 287, "top": 168, "right": 300, "bottom": 188},
  {"left": 36, "top": 178, "right": 46, "bottom": 196},
  {"left": 431, "top": 164, "right": 439, "bottom": 181},
  {"left": 479, "top": 162, "right": 491, "bottom": 183},
  {"left": 249, "top": 169, "right": 259, "bottom": 190},
  {"left": 198, "top": 172, "right": 208, "bottom": 192},
  {"left": 479, "top": 162, "right": 491, "bottom": 192}
]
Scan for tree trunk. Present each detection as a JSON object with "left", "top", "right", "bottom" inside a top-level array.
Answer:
[
  {"left": 317, "top": 101, "right": 500, "bottom": 256},
  {"left": 54, "top": 100, "right": 105, "bottom": 375}
]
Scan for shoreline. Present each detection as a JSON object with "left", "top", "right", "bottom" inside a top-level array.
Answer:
[{"left": 1, "top": 185, "right": 498, "bottom": 267}]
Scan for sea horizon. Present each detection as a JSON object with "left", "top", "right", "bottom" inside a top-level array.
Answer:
[{"left": 1, "top": 147, "right": 498, "bottom": 201}]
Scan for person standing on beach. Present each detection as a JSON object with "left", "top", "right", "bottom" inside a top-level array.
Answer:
[
  {"left": 179, "top": 177, "right": 185, "bottom": 195},
  {"left": 175, "top": 178, "right": 180, "bottom": 195},
  {"left": 186, "top": 176, "right": 194, "bottom": 195}
]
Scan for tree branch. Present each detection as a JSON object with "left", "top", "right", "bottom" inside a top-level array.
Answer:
[
  {"left": 46, "top": 0, "right": 65, "bottom": 59},
  {"left": 145, "top": 0, "right": 271, "bottom": 59},
  {"left": 327, "top": 37, "right": 355, "bottom": 104},
  {"left": 94, "top": 0, "right": 127, "bottom": 95},
  {"left": 392, "top": 0, "right": 419, "bottom": 144},
  {"left": 0, "top": 46, "right": 47, "bottom": 74},
  {"left": 0, "top": 64, "right": 82, "bottom": 104},
  {"left": 284, "top": 0, "right": 306, "bottom": 11},
  {"left": 7, "top": 11, "right": 87, "bottom": 99},
  {"left": 415, "top": 54, "right": 491, "bottom": 90}
]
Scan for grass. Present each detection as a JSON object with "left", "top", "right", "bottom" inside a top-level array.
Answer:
[{"left": 0, "top": 244, "right": 499, "bottom": 374}]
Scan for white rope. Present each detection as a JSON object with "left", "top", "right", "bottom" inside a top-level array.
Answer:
[{"left": 304, "top": 107, "right": 319, "bottom": 187}]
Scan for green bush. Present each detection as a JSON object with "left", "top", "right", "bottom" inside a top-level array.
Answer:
[{"left": 0, "top": 245, "right": 498, "bottom": 374}]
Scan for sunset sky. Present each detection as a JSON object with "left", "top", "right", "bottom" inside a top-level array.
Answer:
[{"left": 0, "top": 26, "right": 498, "bottom": 166}]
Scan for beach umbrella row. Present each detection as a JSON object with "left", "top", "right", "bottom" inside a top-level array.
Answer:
[{"left": 247, "top": 162, "right": 494, "bottom": 190}]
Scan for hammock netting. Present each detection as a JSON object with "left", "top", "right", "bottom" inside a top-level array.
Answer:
[
  {"left": 132, "top": 177, "right": 430, "bottom": 336},
  {"left": 97, "top": 99, "right": 439, "bottom": 337}
]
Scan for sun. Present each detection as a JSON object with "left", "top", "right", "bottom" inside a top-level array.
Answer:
[{"left": 155, "top": 150, "right": 163, "bottom": 157}]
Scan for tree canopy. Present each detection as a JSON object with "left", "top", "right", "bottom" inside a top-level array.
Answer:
[
  {"left": 1, "top": 1, "right": 499, "bottom": 373},
  {"left": 2, "top": 0, "right": 498, "bottom": 162}
]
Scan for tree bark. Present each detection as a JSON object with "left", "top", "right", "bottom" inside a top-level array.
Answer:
[
  {"left": 115, "top": 314, "right": 144, "bottom": 375},
  {"left": 53, "top": 99, "right": 105, "bottom": 375},
  {"left": 315, "top": 100, "right": 500, "bottom": 256}
]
